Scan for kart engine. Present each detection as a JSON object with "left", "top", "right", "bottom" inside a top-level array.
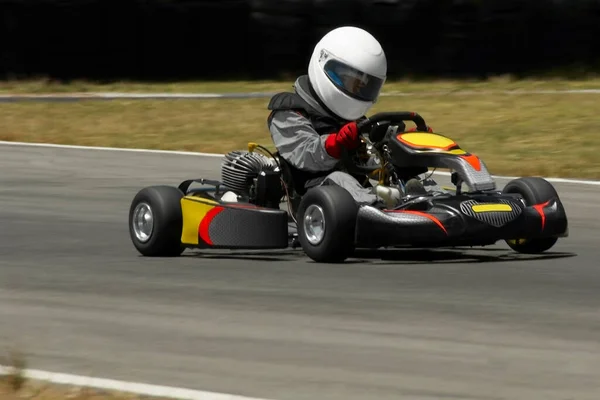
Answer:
[{"left": 221, "top": 150, "right": 283, "bottom": 208}]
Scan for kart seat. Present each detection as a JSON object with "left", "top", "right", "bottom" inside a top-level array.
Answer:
[
  {"left": 274, "top": 152, "right": 304, "bottom": 216},
  {"left": 275, "top": 152, "right": 298, "bottom": 193}
]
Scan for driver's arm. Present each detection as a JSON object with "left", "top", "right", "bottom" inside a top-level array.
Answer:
[{"left": 269, "top": 110, "right": 342, "bottom": 172}]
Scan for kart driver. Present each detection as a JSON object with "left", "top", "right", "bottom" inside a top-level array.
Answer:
[{"left": 267, "top": 26, "right": 431, "bottom": 209}]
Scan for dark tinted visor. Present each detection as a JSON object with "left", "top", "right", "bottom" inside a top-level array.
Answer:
[{"left": 324, "top": 59, "right": 384, "bottom": 102}]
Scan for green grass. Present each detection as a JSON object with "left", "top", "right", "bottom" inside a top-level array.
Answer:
[
  {"left": 1, "top": 77, "right": 600, "bottom": 178},
  {"left": 3, "top": 75, "right": 600, "bottom": 94}
]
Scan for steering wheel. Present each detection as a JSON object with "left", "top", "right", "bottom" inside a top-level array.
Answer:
[
  {"left": 358, "top": 111, "right": 429, "bottom": 142},
  {"left": 340, "top": 111, "right": 429, "bottom": 175}
]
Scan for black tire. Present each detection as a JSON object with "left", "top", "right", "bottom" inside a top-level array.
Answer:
[
  {"left": 502, "top": 177, "right": 560, "bottom": 253},
  {"left": 296, "top": 185, "right": 359, "bottom": 263},
  {"left": 129, "top": 185, "right": 185, "bottom": 257}
]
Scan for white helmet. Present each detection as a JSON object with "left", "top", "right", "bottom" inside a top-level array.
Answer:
[{"left": 308, "top": 26, "right": 387, "bottom": 121}]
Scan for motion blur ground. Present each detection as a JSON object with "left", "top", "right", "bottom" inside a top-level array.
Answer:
[
  {"left": 1, "top": 143, "right": 600, "bottom": 400},
  {"left": 2, "top": 0, "right": 600, "bottom": 399}
]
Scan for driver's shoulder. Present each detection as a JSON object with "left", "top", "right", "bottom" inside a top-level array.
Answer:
[
  {"left": 267, "top": 92, "right": 311, "bottom": 127},
  {"left": 267, "top": 91, "right": 309, "bottom": 112}
]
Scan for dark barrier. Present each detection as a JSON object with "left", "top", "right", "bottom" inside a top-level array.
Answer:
[{"left": 0, "top": 0, "right": 599, "bottom": 81}]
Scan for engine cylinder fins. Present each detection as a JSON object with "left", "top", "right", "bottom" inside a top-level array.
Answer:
[{"left": 221, "top": 150, "right": 279, "bottom": 195}]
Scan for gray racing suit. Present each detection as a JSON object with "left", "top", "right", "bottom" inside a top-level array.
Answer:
[{"left": 267, "top": 75, "right": 382, "bottom": 206}]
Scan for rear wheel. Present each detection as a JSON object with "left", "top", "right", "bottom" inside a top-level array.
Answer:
[
  {"left": 502, "top": 177, "right": 560, "bottom": 253},
  {"left": 129, "top": 185, "right": 185, "bottom": 257},
  {"left": 296, "top": 185, "right": 358, "bottom": 263}
]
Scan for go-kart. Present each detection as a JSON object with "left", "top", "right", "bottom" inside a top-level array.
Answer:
[{"left": 128, "top": 111, "right": 568, "bottom": 263}]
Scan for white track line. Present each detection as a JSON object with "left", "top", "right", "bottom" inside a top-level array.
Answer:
[
  {"left": 382, "top": 89, "right": 600, "bottom": 96},
  {"left": 0, "top": 140, "right": 224, "bottom": 158},
  {"left": 1, "top": 89, "right": 600, "bottom": 100},
  {"left": 0, "top": 92, "right": 270, "bottom": 100},
  {"left": 2, "top": 140, "right": 599, "bottom": 185},
  {"left": 0, "top": 366, "right": 272, "bottom": 400},
  {"left": 429, "top": 170, "right": 600, "bottom": 185}
]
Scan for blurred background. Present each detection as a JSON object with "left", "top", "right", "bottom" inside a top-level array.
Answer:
[
  {"left": 1, "top": 0, "right": 599, "bottom": 82},
  {"left": 2, "top": 4, "right": 600, "bottom": 400}
]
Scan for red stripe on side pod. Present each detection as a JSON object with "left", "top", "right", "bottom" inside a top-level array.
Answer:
[
  {"left": 402, "top": 210, "right": 448, "bottom": 235},
  {"left": 385, "top": 209, "right": 448, "bottom": 235},
  {"left": 198, "top": 206, "right": 224, "bottom": 245},
  {"left": 532, "top": 200, "right": 551, "bottom": 231}
]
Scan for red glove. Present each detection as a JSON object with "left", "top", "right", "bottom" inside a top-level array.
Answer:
[
  {"left": 324, "top": 122, "right": 360, "bottom": 159},
  {"left": 406, "top": 126, "right": 433, "bottom": 133}
]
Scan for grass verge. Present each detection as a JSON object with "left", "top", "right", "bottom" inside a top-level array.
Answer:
[
  {"left": 1, "top": 77, "right": 599, "bottom": 178},
  {"left": 0, "top": 376, "right": 172, "bottom": 400},
  {"left": 0, "top": 379, "right": 171, "bottom": 400},
  {"left": 0, "top": 351, "right": 171, "bottom": 400}
]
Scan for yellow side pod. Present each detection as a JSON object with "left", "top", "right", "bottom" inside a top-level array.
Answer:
[{"left": 180, "top": 195, "right": 220, "bottom": 245}]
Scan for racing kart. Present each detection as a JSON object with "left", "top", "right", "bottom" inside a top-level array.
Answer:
[{"left": 128, "top": 111, "right": 568, "bottom": 263}]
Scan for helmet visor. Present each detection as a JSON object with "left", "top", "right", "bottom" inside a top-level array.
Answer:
[{"left": 323, "top": 59, "right": 384, "bottom": 102}]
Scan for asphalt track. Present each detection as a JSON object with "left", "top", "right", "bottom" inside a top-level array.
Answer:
[{"left": 1, "top": 143, "right": 600, "bottom": 400}]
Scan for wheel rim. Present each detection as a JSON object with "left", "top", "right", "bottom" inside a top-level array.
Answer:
[
  {"left": 303, "top": 204, "right": 326, "bottom": 245},
  {"left": 132, "top": 202, "right": 154, "bottom": 243}
]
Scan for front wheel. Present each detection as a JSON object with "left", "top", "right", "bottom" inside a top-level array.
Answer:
[
  {"left": 296, "top": 185, "right": 359, "bottom": 263},
  {"left": 129, "top": 185, "right": 185, "bottom": 257},
  {"left": 502, "top": 177, "right": 560, "bottom": 254}
]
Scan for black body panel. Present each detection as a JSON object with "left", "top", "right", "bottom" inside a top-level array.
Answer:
[
  {"left": 355, "top": 193, "right": 568, "bottom": 248},
  {"left": 204, "top": 204, "right": 289, "bottom": 249}
]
